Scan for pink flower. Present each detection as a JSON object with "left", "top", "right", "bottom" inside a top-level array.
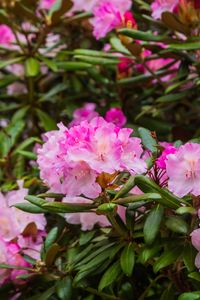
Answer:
[
  {"left": 117, "top": 57, "right": 133, "bottom": 77},
  {"left": 166, "top": 143, "right": 200, "bottom": 197},
  {"left": 191, "top": 228, "right": 200, "bottom": 270},
  {"left": 0, "top": 25, "right": 15, "bottom": 46},
  {"left": 63, "top": 196, "right": 110, "bottom": 230},
  {"left": 105, "top": 108, "right": 127, "bottom": 127},
  {"left": 156, "top": 146, "right": 177, "bottom": 169},
  {"left": 0, "top": 181, "right": 46, "bottom": 241},
  {"left": 71, "top": 0, "right": 131, "bottom": 13},
  {"left": 91, "top": 2, "right": 122, "bottom": 39},
  {"left": 37, "top": 117, "right": 146, "bottom": 198},
  {"left": 151, "top": 0, "right": 179, "bottom": 19},
  {"left": 39, "top": 0, "right": 57, "bottom": 9},
  {"left": 18, "top": 232, "right": 45, "bottom": 260},
  {"left": 0, "top": 238, "right": 10, "bottom": 284},
  {"left": 69, "top": 103, "right": 99, "bottom": 127}
]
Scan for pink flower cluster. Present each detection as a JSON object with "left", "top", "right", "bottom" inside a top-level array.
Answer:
[
  {"left": 0, "top": 181, "right": 46, "bottom": 285},
  {"left": 37, "top": 117, "right": 146, "bottom": 198},
  {"left": 70, "top": 103, "right": 126, "bottom": 128},
  {"left": 151, "top": 0, "right": 200, "bottom": 19},
  {"left": 91, "top": 1, "right": 133, "bottom": 39}
]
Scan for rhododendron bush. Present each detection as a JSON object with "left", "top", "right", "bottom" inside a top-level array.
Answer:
[{"left": 0, "top": 0, "right": 200, "bottom": 299}]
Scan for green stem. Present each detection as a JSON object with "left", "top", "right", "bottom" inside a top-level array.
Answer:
[
  {"left": 107, "top": 213, "right": 129, "bottom": 239},
  {"left": 28, "top": 77, "right": 34, "bottom": 104}
]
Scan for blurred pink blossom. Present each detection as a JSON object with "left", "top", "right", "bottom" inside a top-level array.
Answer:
[
  {"left": 105, "top": 107, "right": 126, "bottom": 127},
  {"left": 69, "top": 103, "right": 99, "bottom": 127},
  {"left": 151, "top": 0, "right": 179, "bottom": 19},
  {"left": 166, "top": 143, "right": 200, "bottom": 197},
  {"left": 156, "top": 146, "right": 177, "bottom": 169},
  {"left": 0, "top": 25, "right": 15, "bottom": 46}
]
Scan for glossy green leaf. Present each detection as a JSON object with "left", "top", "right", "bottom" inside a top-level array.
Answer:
[
  {"left": 98, "top": 261, "right": 121, "bottom": 291},
  {"left": 120, "top": 244, "right": 135, "bottom": 277},
  {"left": 144, "top": 205, "right": 164, "bottom": 245},
  {"left": 165, "top": 216, "right": 189, "bottom": 235},
  {"left": 153, "top": 247, "right": 181, "bottom": 273},
  {"left": 138, "top": 127, "right": 158, "bottom": 153}
]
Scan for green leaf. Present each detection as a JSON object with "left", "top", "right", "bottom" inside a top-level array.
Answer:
[
  {"left": 74, "top": 55, "right": 119, "bottom": 65},
  {"left": 57, "top": 61, "right": 92, "bottom": 70},
  {"left": 56, "top": 276, "right": 72, "bottom": 300},
  {"left": 156, "top": 92, "right": 188, "bottom": 103},
  {"left": 117, "top": 28, "right": 168, "bottom": 42},
  {"left": 25, "top": 195, "right": 47, "bottom": 207},
  {"left": 97, "top": 203, "right": 117, "bottom": 214},
  {"left": 134, "top": 175, "right": 181, "bottom": 209},
  {"left": 110, "top": 36, "right": 130, "bottom": 54},
  {"left": 160, "top": 284, "right": 175, "bottom": 300},
  {"left": 42, "top": 201, "right": 95, "bottom": 213},
  {"left": 144, "top": 205, "right": 164, "bottom": 245},
  {"left": 169, "top": 42, "right": 200, "bottom": 50},
  {"left": 44, "top": 227, "right": 59, "bottom": 252},
  {"left": 138, "top": 127, "right": 158, "bottom": 153},
  {"left": 25, "top": 58, "right": 40, "bottom": 77},
  {"left": 188, "top": 272, "right": 200, "bottom": 282},
  {"left": 27, "top": 286, "right": 55, "bottom": 300},
  {"left": 45, "top": 243, "right": 60, "bottom": 267},
  {"left": 165, "top": 216, "right": 189, "bottom": 234},
  {"left": 0, "top": 57, "right": 24, "bottom": 69},
  {"left": 98, "top": 261, "right": 121, "bottom": 291},
  {"left": 49, "top": 0, "right": 73, "bottom": 24},
  {"left": 139, "top": 245, "right": 161, "bottom": 264},
  {"left": 79, "top": 231, "right": 95, "bottom": 246},
  {"left": 16, "top": 150, "right": 37, "bottom": 160},
  {"left": 36, "top": 108, "right": 57, "bottom": 131},
  {"left": 178, "top": 292, "right": 200, "bottom": 300},
  {"left": 0, "top": 263, "right": 32, "bottom": 271},
  {"left": 153, "top": 247, "right": 181, "bottom": 273},
  {"left": 14, "top": 203, "right": 47, "bottom": 214},
  {"left": 176, "top": 207, "right": 196, "bottom": 215},
  {"left": 114, "top": 176, "right": 135, "bottom": 200},
  {"left": 38, "top": 55, "right": 58, "bottom": 72},
  {"left": 38, "top": 83, "right": 68, "bottom": 102},
  {"left": 120, "top": 244, "right": 135, "bottom": 277},
  {"left": 183, "top": 244, "right": 196, "bottom": 272}
]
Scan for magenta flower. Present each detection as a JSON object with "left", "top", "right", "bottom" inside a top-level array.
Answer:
[
  {"left": 156, "top": 146, "right": 177, "bottom": 169},
  {"left": 166, "top": 143, "right": 200, "bottom": 197},
  {"left": 151, "top": 0, "right": 179, "bottom": 19},
  {"left": 105, "top": 107, "right": 127, "bottom": 127},
  {"left": 39, "top": 0, "right": 57, "bottom": 9},
  {"left": 69, "top": 103, "right": 99, "bottom": 127},
  {"left": 0, "top": 25, "right": 14, "bottom": 46},
  {"left": 91, "top": 2, "right": 122, "bottom": 39}
]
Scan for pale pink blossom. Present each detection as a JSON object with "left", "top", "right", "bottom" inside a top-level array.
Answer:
[
  {"left": 105, "top": 107, "right": 126, "bottom": 127},
  {"left": 18, "top": 232, "right": 45, "bottom": 260},
  {"left": 71, "top": 0, "right": 131, "bottom": 13},
  {"left": 166, "top": 143, "right": 200, "bottom": 197},
  {"left": 0, "top": 181, "right": 46, "bottom": 241},
  {"left": 151, "top": 0, "right": 179, "bottom": 19},
  {"left": 69, "top": 103, "right": 99, "bottom": 127},
  {"left": 0, "top": 25, "right": 15, "bottom": 46},
  {"left": 191, "top": 228, "right": 200, "bottom": 270}
]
